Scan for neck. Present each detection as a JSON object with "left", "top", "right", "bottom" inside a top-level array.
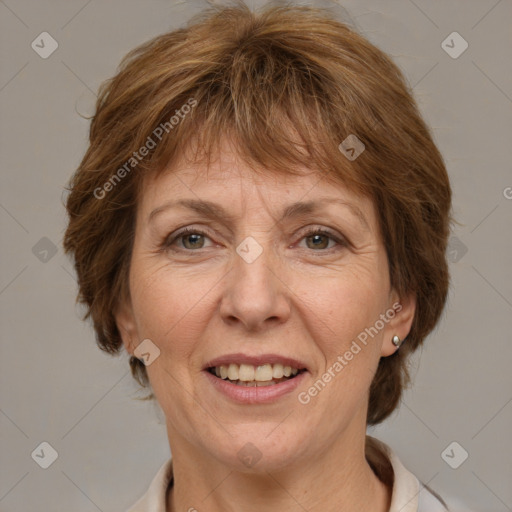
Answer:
[{"left": 166, "top": 428, "right": 391, "bottom": 512}]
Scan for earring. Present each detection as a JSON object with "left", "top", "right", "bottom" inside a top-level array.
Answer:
[{"left": 392, "top": 335, "right": 402, "bottom": 348}]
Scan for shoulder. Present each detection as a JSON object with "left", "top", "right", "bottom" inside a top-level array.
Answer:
[
  {"left": 366, "top": 436, "right": 448, "bottom": 512},
  {"left": 418, "top": 485, "right": 449, "bottom": 511},
  {"left": 130, "top": 441, "right": 457, "bottom": 512},
  {"left": 125, "top": 458, "right": 173, "bottom": 512}
]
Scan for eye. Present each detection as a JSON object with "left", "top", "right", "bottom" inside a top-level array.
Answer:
[
  {"left": 297, "top": 227, "right": 346, "bottom": 252},
  {"left": 162, "top": 226, "right": 347, "bottom": 253},
  {"left": 163, "top": 227, "right": 214, "bottom": 251}
]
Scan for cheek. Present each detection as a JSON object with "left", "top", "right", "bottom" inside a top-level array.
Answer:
[
  {"left": 130, "top": 267, "right": 212, "bottom": 414},
  {"left": 298, "top": 274, "right": 384, "bottom": 418},
  {"left": 291, "top": 264, "right": 387, "bottom": 355},
  {"left": 130, "top": 263, "right": 218, "bottom": 360}
]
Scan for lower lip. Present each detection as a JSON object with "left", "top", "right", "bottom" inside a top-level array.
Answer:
[{"left": 203, "top": 370, "right": 308, "bottom": 404}]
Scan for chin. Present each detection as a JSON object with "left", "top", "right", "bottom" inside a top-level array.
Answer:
[{"left": 207, "top": 428, "right": 306, "bottom": 473}]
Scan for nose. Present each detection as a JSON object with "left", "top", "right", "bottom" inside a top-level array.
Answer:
[{"left": 219, "top": 242, "right": 291, "bottom": 332}]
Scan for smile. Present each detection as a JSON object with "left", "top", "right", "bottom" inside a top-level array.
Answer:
[{"left": 208, "top": 363, "right": 304, "bottom": 386}]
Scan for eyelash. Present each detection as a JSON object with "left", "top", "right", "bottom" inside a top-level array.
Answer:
[{"left": 161, "top": 226, "right": 347, "bottom": 255}]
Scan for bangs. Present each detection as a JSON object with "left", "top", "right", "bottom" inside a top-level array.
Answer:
[{"left": 123, "top": 30, "right": 373, "bottom": 199}]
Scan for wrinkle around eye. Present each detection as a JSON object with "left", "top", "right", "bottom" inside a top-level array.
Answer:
[{"left": 145, "top": 217, "right": 374, "bottom": 256}]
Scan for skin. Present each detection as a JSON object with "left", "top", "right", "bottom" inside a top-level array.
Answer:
[{"left": 115, "top": 137, "right": 416, "bottom": 512}]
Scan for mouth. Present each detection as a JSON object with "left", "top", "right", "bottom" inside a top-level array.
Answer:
[{"left": 207, "top": 363, "right": 307, "bottom": 387}]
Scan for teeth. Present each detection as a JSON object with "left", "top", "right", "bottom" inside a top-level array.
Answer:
[
  {"left": 211, "top": 363, "right": 302, "bottom": 382},
  {"left": 235, "top": 380, "right": 276, "bottom": 387},
  {"left": 272, "top": 363, "right": 284, "bottom": 379},
  {"left": 227, "top": 364, "right": 238, "bottom": 380},
  {"left": 254, "top": 364, "right": 273, "bottom": 381},
  {"left": 239, "top": 364, "right": 255, "bottom": 381}
]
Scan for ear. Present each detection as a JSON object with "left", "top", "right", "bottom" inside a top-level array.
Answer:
[
  {"left": 380, "top": 290, "right": 416, "bottom": 357},
  {"left": 114, "top": 298, "right": 139, "bottom": 356}
]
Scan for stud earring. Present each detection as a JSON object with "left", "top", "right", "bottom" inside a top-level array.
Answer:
[{"left": 392, "top": 335, "right": 402, "bottom": 348}]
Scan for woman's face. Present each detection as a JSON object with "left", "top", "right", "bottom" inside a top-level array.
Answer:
[{"left": 116, "top": 141, "right": 415, "bottom": 471}]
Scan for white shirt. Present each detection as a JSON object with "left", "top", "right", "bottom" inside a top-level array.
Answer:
[{"left": 126, "top": 437, "right": 448, "bottom": 512}]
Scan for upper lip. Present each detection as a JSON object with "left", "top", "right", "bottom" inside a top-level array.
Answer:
[{"left": 203, "top": 353, "right": 308, "bottom": 371}]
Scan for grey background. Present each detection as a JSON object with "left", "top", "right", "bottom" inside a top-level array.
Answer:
[{"left": 1, "top": 0, "right": 511, "bottom": 510}]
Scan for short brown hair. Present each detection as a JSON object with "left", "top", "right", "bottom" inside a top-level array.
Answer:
[{"left": 63, "top": 1, "right": 454, "bottom": 425}]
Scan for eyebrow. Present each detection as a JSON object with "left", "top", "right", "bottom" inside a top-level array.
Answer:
[{"left": 148, "top": 197, "right": 370, "bottom": 231}]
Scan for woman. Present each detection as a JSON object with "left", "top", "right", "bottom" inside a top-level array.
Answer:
[{"left": 63, "top": 2, "right": 455, "bottom": 510}]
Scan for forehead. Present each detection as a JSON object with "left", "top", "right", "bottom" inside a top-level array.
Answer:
[
  {"left": 138, "top": 159, "right": 379, "bottom": 246},
  {"left": 143, "top": 138, "right": 366, "bottom": 203},
  {"left": 138, "top": 137, "right": 378, "bottom": 237}
]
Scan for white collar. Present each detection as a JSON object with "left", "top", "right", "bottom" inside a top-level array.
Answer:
[{"left": 126, "top": 437, "right": 447, "bottom": 512}]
